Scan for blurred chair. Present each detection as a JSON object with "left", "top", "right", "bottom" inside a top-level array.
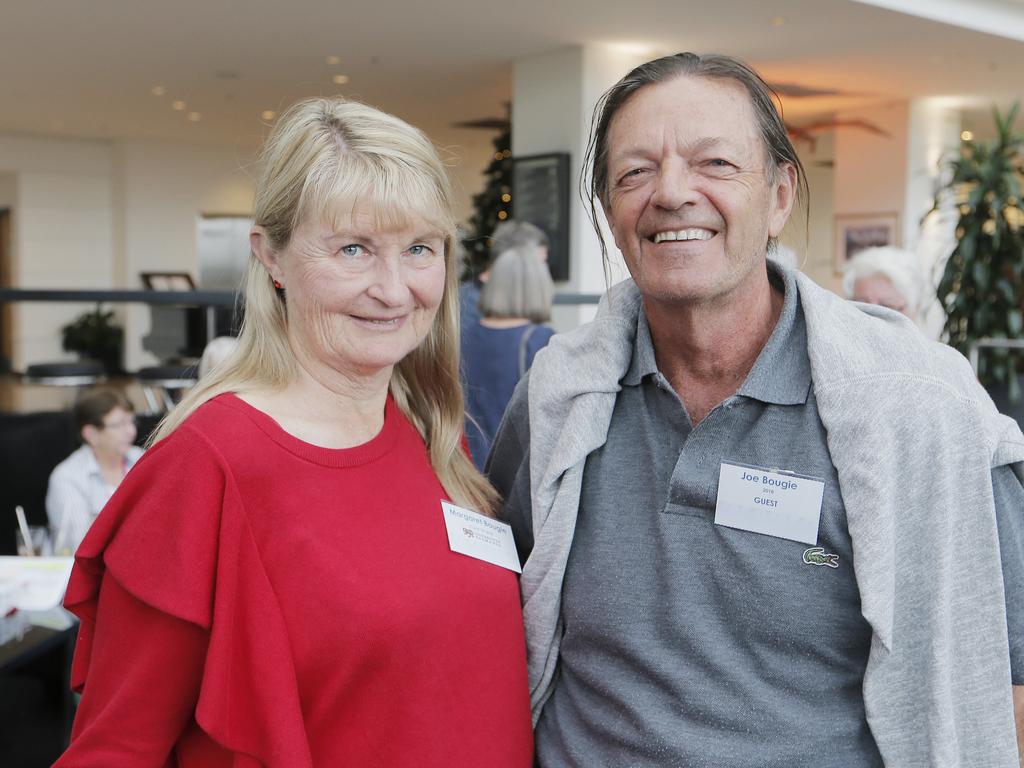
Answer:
[
  {"left": 0, "top": 411, "right": 77, "bottom": 555},
  {"left": 134, "top": 364, "right": 197, "bottom": 414},
  {"left": 23, "top": 361, "right": 105, "bottom": 388}
]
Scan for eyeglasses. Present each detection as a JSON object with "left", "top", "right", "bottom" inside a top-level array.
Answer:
[{"left": 101, "top": 415, "right": 137, "bottom": 430}]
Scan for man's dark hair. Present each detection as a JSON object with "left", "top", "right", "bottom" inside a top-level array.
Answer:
[
  {"left": 582, "top": 52, "right": 808, "bottom": 268},
  {"left": 74, "top": 387, "right": 133, "bottom": 432}
]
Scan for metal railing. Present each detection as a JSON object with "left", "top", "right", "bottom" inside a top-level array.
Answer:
[{"left": 968, "top": 338, "right": 1024, "bottom": 374}]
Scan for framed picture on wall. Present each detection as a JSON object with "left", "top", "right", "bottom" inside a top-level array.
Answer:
[
  {"left": 834, "top": 213, "right": 898, "bottom": 272},
  {"left": 511, "top": 152, "right": 571, "bottom": 281},
  {"left": 141, "top": 271, "right": 196, "bottom": 291}
]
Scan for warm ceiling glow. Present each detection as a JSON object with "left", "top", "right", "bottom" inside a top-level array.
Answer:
[
  {"left": 172, "top": 100, "right": 186, "bottom": 111},
  {"left": 606, "top": 42, "right": 653, "bottom": 57},
  {"left": 187, "top": 112, "right": 202, "bottom": 122},
  {"left": 961, "top": 130, "right": 974, "bottom": 141},
  {"left": 333, "top": 74, "right": 350, "bottom": 85},
  {"left": 326, "top": 55, "right": 341, "bottom": 65},
  {"left": 770, "top": 16, "right": 786, "bottom": 27},
  {"left": 151, "top": 85, "right": 166, "bottom": 96},
  {"left": 261, "top": 110, "right": 277, "bottom": 121}
]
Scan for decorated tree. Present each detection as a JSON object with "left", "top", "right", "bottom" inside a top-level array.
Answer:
[{"left": 462, "top": 125, "right": 512, "bottom": 280}]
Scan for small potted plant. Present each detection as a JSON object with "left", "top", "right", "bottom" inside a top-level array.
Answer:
[
  {"left": 60, "top": 303, "right": 124, "bottom": 375},
  {"left": 930, "top": 103, "right": 1024, "bottom": 414}
]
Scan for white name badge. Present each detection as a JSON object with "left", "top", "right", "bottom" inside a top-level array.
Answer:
[
  {"left": 714, "top": 462, "right": 825, "bottom": 545},
  {"left": 441, "top": 501, "right": 522, "bottom": 573}
]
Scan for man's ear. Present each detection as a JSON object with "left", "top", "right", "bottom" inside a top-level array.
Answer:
[
  {"left": 250, "top": 226, "right": 282, "bottom": 284},
  {"left": 81, "top": 424, "right": 100, "bottom": 448},
  {"left": 767, "top": 163, "right": 798, "bottom": 238}
]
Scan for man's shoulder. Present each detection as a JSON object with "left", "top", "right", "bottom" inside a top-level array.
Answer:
[
  {"left": 50, "top": 445, "right": 93, "bottom": 483},
  {"left": 797, "top": 273, "right": 978, "bottom": 395}
]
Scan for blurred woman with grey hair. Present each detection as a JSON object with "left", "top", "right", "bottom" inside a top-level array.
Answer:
[
  {"left": 843, "top": 246, "right": 923, "bottom": 320},
  {"left": 462, "top": 245, "right": 555, "bottom": 469}
]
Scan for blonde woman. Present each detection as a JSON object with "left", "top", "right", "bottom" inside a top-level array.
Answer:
[{"left": 55, "top": 99, "right": 533, "bottom": 767}]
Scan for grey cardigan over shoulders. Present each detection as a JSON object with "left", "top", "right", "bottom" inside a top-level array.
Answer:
[{"left": 520, "top": 269, "right": 1024, "bottom": 766}]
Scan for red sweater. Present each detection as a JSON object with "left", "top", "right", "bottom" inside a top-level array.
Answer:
[{"left": 55, "top": 394, "right": 533, "bottom": 767}]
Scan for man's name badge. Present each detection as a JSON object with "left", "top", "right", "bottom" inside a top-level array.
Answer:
[
  {"left": 441, "top": 501, "right": 522, "bottom": 573},
  {"left": 714, "top": 462, "right": 825, "bottom": 545}
]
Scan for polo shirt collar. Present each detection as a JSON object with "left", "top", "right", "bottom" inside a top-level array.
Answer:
[{"left": 622, "top": 261, "right": 811, "bottom": 406}]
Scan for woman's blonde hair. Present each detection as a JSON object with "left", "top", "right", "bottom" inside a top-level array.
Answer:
[{"left": 152, "top": 97, "right": 498, "bottom": 514}]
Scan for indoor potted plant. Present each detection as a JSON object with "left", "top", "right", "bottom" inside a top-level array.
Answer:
[
  {"left": 60, "top": 303, "right": 124, "bottom": 375},
  {"left": 930, "top": 103, "right": 1024, "bottom": 412}
]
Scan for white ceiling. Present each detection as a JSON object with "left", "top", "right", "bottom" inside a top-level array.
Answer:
[{"left": 2, "top": 0, "right": 1023, "bottom": 148}]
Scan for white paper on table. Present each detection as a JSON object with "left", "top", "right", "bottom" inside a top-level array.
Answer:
[{"left": 0, "top": 556, "right": 74, "bottom": 613}]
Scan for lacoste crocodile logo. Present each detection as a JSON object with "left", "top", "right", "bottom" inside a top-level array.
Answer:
[{"left": 802, "top": 546, "right": 839, "bottom": 569}]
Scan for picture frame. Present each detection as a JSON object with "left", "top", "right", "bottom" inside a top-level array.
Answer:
[
  {"left": 511, "top": 152, "right": 571, "bottom": 281},
  {"left": 834, "top": 213, "right": 898, "bottom": 273},
  {"left": 140, "top": 271, "right": 196, "bottom": 292}
]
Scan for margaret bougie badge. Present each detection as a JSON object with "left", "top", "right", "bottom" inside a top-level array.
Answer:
[
  {"left": 714, "top": 462, "right": 825, "bottom": 545},
  {"left": 441, "top": 501, "right": 522, "bottom": 573}
]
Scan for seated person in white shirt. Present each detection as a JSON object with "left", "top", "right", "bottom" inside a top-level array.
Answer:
[{"left": 46, "top": 388, "right": 144, "bottom": 553}]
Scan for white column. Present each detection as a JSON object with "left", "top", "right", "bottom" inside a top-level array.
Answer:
[
  {"left": 512, "top": 44, "right": 651, "bottom": 329},
  {"left": 904, "top": 98, "right": 961, "bottom": 338}
]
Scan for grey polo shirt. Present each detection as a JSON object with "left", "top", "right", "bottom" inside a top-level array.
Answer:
[{"left": 489, "top": 267, "right": 1024, "bottom": 768}]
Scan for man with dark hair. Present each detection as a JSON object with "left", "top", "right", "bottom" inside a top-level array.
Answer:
[
  {"left": 46, "top": 388, "right": 142, "bottom": 553},
  {"left": 489, "top": 52, "right": 1024, "bottom": 766}
]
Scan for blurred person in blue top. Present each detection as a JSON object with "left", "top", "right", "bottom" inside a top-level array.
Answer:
[
  {"left": 462, "top": 245, "right": 555, "bottom": 469},
  {"left": 459, "top": 220, "right": 549, "bottom": 331}
]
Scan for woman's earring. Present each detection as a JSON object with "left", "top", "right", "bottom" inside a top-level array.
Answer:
[{"left": 273, "top": 279, "right": 283, "bottom": 290}]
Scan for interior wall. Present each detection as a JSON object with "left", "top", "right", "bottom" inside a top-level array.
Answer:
[
  {"left": 832, "top": 100, "right": 911, "bottom": 272},
  {"left": 781, "top": 132, "right": 836, "bottom": 293},
  {"left": 116, "top": 140, "right": 256, "bottom": 370},
  {"left": 0, "top": 126, "right": 510, "bottom": 377}
]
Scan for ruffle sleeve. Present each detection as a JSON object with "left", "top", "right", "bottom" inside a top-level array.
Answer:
[{"left": 64, "top": 424, "right": 314, "bottom": 767}]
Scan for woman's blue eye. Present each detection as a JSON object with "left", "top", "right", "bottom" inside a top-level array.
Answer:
[
  {"left": 408, "top": 244, "right": 431, "bottom": 256},
  {"left": 340, "top": 244, "right": 364, "bottom": 257}
]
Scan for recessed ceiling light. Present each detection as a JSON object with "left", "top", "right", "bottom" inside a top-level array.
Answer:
[
  {"left": 172, "top": 100, "right": 187, "bottom": 111},
  {"left": 261, "top": 110, "right": 277, "bottom": 121},
  {"left": 326, "top": 55, "right": 341, "bottom": 65},
  {"left": 770, "top": 16, "right": 786, "bottom": 26},
  {"left": 151, "top": 85, "right": 166, "bottom": 96},
  {"left": 961, "top": 130, "right": 974, "bottom": 141},
  {"left": 187, "top": 112, "right": 202, "bottom": 122},
  {"left": 333, "top": 74, "right": 350, "bottom": 85}
]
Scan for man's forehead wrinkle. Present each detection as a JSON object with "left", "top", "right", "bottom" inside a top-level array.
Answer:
[{"left": 611, "top": 134, "right": 747, "bottom": 165}]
